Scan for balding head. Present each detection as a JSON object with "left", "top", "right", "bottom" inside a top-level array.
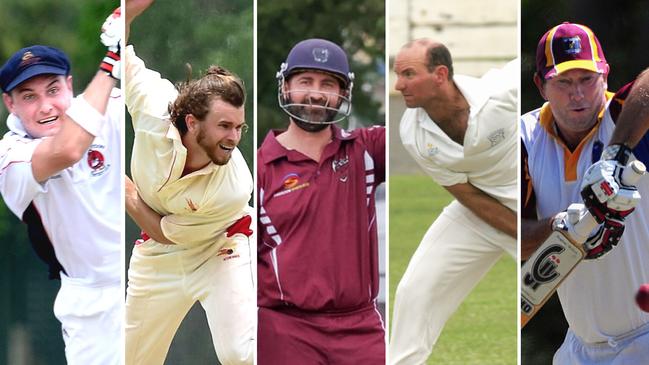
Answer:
[{"left": 401, "top": 39, "right": 454, "bottom": 80}]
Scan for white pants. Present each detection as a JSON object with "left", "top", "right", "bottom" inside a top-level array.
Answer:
[
  {"left": 389, "top": 200, "right": 516, "bottom": 365},
  {"left": 125, "top": 234, "right": 255, "bottom": 365},
  {"left": 553, "top": 322, "right": 649, "bottom": 365},
  {"left": 53, "top": 274, "right": 122, "bottom": 365}
]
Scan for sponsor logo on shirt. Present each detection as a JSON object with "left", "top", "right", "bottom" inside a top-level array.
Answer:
[
  {"left": 283, "top": 173, "right": 299, "bottom": 189},
  {"left": 87, "top": 144, "right": 109, "bottom": 176},
  {"left": 275, "top": 173, "right": 310, "bottom": 197},
  {"left": 488, "top": 128, "right": 505, "bottom": 147}
]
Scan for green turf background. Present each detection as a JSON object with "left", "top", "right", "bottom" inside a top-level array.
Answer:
[{"left": 388, "top": 175, "right": 517, "bottom": 364}]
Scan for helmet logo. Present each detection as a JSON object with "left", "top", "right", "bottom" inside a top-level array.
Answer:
[{"left": 312, "top": 48, "right": 329, "bottom": 63}]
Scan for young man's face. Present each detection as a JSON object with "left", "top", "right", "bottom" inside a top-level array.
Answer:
[
  {"left": 194, "top": 98, "right": 246, "bottom": 166},
  {"left": 2, "top": 74, "right": 73, "bottom": 138},
  {"left": 538, "top": 69, "right": 608, "bottom": 136},
  {"left": 393, "top": 46, "right": 441, "bottom": 109},
  {"left": 285, "top": 71, "right": 343, "bottom": 125}
]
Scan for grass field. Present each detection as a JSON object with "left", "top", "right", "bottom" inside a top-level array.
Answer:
[{"left": 389, "top": 175, "right": 517, "bottom": 365}]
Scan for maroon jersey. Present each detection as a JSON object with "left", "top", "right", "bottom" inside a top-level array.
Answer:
[{"left": 258, "top": 125, "right": 385, "bottom": 312}]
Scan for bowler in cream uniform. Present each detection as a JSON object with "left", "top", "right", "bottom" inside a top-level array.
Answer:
[
  {"left": 389, "top": 39, "right": 518, "bottom": 364},
  {"left": 123, "top": 3, "right": 254, "bottom": 363}
]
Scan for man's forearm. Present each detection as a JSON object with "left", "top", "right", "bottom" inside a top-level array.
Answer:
[
  {"left": 125, "top": 177, "right": 174, "bottom": 245},
  {"left": 521, "top": 218, "right": 554, "bottom": 260},
  {"left": 609, "top": 68, "right": 649, "bottom": 148},
  {"left": 444, "top": 182, "right": 517, "bottom": 238}
]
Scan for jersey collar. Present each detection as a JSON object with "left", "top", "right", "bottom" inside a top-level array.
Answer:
[{"left": 260, "top": 124, "right": 357, "bottom": 164}]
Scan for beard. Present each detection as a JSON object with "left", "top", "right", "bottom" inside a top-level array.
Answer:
[
  {"left": 196, "top": 127, "right": 232, "bottom": 166},
  {"left": 286, "top": 104, "right": 338, "bottom": 133}
]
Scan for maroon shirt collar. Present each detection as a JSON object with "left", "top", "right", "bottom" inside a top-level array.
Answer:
[{"left": 260, "top": 124, "right": 358, "bottom": 165}]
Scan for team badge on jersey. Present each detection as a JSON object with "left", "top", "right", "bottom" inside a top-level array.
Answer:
[
  {"left": 426, "top": 143, "right": 439, "bottom": 157},
  {"left": 87, "top": 144, "right": 109, "bottom": 177},
  {"left": 488, "top": 128, "right": 505, "bottom": 147},
  {"left": 332, "top": 155, "right": 350, "bottom": 182}
]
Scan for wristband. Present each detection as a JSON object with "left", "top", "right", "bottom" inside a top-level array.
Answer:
[{"left": 65, "top": 95, "right": 104, "bottom": 136}]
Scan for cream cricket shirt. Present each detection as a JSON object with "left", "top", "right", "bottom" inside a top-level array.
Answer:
[
  {"left": 0, "top": 91, "right": 122, "bottom": 285},
  {"left": 125, "top": 46, "right": 252, "bottom": 246},
  {"left": 400, "top": 59, "right": 519, "bottom": 212},
  {"left": 521, "top": 82, "right": 649, "bottom": 343}
]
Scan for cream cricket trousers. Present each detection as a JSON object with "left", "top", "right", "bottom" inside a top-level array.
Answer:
[
  {"left": 389, "top": 200, "right": 516, "bottom": 365},
  {"left": 54, "top": 274, "right": 122, "bottom": 365},
  {"left": 125, "top": 234, "right": 255, "bottom": 365}
]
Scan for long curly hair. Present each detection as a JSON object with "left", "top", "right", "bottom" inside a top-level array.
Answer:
[{"left": 169, "top": 64, "right": 245, "bottom": 135}]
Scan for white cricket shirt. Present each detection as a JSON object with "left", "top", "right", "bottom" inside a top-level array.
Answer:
[
  {"left": 400, "top": 59, "right": 519, "bottom": 211},
  {"left": 521, "top": 95, "right": 649, "bottom": 343},
  {"left": 125, "top": 46, "right": 253, "bottom": 246},
  {"left": 0, "top": 90, "right": 122, "bottom": 285}
]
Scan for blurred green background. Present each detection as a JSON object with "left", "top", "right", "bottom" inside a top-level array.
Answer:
[
  {"left": 0, "top": 2, "right": 117, "bottom": 364},
  {"left": 125, "top": 0, "right": 252, "bottom": 364},
  {"left": 521, "top": 1, "right": 649, "bottom": 364},
  {"left": 257, "top": 0, "right": 386, "bottom": 143}
]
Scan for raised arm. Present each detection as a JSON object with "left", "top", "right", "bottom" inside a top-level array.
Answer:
[
  {"left": 126, "top": 0, "right": 156, "bottom": 44},
  {"left": 609, "top": 68, "right": 649, "bottom": 148},
  {"left": 29, "top": 72, "right": 115, "bottom": 182}
]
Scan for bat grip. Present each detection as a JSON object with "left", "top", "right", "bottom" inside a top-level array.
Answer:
[{"left": 621, "top": 160, "right": 646, "bottom": 185}]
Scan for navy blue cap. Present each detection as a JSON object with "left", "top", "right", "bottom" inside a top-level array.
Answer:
[
  {"left": 281, "top": 39, "right": 352, "bottom": 86},
  {"left": 0, "top": 45, "right": 71, "bottom": 93}
]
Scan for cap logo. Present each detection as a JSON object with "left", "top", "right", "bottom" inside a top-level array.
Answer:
[
  {"left": 312, "top": 48, "right": 329, "bottom": 63},
  {"left": 560, "top": 36, "right": 582, "bottom": 55},
  {"left": 21, "top": 51, "right": 34, "bottom": 62}
]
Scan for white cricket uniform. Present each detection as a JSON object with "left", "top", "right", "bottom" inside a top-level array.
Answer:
[
  {"left": 124, "top": 45, "right": 255, "bottom": 365},
  {"left": 390, "top": 60, "right": 518, "bottom": 365},
  {"left": 521, "top": 90, "right": 649, "bottom": 364},
  {"left": 0, "top": 90, "right": 123, "bottom": 365}
]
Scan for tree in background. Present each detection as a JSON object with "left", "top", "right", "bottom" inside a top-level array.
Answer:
[
  {"left": 0, "top": 2, "right": 116, "bottom": 364},
  {"left": 257, "top": 0, "right": 385, "bottom": 142}
]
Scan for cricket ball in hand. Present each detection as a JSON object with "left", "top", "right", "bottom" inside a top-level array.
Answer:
[{"left": 637, "top": 284, "right": 649, "bottom": 313}]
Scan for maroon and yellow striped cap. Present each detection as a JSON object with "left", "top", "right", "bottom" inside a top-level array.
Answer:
[{"left": 536, "top": 22, "right": 608, "bottom": 80}]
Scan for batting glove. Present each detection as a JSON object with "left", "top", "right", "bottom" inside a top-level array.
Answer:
[
  {"left": 99, "top": 7, "right": 122, "bottom": 80},
  {"left": 580, "top": 144, "right": 641, "bottom": 223},
  {"left": 551, "top": 204, "right": 591, "bottom": 244},
  {"left": 582, "top": 218, "right": 625, "bottom": 260}
]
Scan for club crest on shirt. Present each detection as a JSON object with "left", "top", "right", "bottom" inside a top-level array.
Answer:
[
  {"left": 217, "top": 247, "right": 240, "bottom": 261},
  {"left": 426, "top": 143, "right": 439, "bottom": 157},
  {"left": 487, "top": 128, "right": 505, "bottom": 147},
  {"left": 86, "top": 144, "right": 109, "bottom": 176},
  {"left": 185, "top": 198, "right": 199, "bottom": 212},
  {"left": 274, "top": 173, "right": 310, "bottom": 198},
  {"left": 332, "top": 155, "right": 350, "bottom": 182}
]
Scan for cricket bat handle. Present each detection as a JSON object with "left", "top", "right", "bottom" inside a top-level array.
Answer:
[{"left": 521, "top": 160, "right": 646, "bottom": 327}]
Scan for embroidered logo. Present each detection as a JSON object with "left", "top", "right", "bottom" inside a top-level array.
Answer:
[
  {"left": 312, "top": 48, "right": 329, "bottom": 63},
  {"left": 275, "top": 173, "right": 310, "bottom": 198},
  {"left": 561, "top": 36, "right": 581, "bottom": 55},
  {"left": 217, "top": 247, "right": 240, "bottom": 261},
  {"left": 426, "top": 143, "right": 439, "bottom": 157},
  {"left": 488, "top": 128, "right": 505, "bottom": 147},
  {"left": 186, "top": 198, "right": 198, "bottom": 212},
  {"left": 86, "top": 144, "right": 109, "bottom": 176},
  {"left": 283, "top": 173, "right": 299, "bottom": 189},
  {"left": 332, "top": 155, "right": 350, "bottom": 182}
]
